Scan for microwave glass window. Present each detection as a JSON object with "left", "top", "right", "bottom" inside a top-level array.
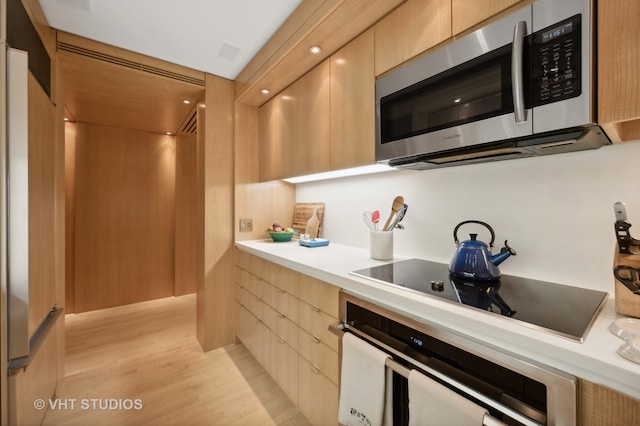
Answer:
[{"left": 380, "top": 45, "right": 515, "bottom": 144}]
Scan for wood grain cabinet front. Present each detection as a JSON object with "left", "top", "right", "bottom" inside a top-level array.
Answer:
[
  {"left": 235, "top": 252, "right": 341, "bottom": 425},
  {"left": 279, "top": 61, "right": 331, "bottom": 179},
  {"left": 299, "top": 275, "right": 340, "bottom": 319},
  {"left": 374, "top": 0, "right": 451, "bottom": 76},
  {"left": 451, "top": 0, "right": 523, "bottom": 35},
  {"left": 329, "top": 29, "right": 375, "bottom": 170},
  {"left": 579, "top": 379, "right": 640, "bottom": 426},
  {"left": 597, "top": 0, "right": 640, "bottom": 142},
  {"left": 298, "top": 355, "right": 339, "bottom": 426},
  {"left": 298, "top": 328, "right": 339, "bottom": 387},
  {"left": 270, "top": 331, "right": 300, "bottom": 406},
  {"left": 258, "top": 96, "right": 282, "bottom": 182},
  {"left": 298, "top": 300, "right": 339, "bottom": 353}
]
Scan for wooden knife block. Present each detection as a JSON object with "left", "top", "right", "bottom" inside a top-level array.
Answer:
[{"left": 613, "top": 251, "right": 640, "bottom": 318}]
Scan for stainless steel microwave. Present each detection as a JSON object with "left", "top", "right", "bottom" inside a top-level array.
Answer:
[{"left": 375, "top": 0, "right": 610, "bottom": 170}]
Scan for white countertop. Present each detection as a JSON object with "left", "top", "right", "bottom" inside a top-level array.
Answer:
[{"left": 235, "top": 239, "right": 640, "bottom": 400}]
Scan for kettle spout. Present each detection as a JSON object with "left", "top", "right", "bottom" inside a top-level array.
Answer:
[{"left": 491, "top": 240, "right": 517, "bottom": 266}]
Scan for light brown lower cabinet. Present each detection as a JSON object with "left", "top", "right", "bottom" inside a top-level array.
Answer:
[
  {"left": 299, "top": 355, "right": 339, "bottom": 426},
  {"left": 579, "top": 379, "right": 640, "bottom": 426},
  {"left": 270, "top": 331, "right": 299, "bottom": 406},
  {"left": 235, "top": 250, "right": 340, "bottom": 425},
  {"left": 235, "top": 301, "right": 270, "bottom": 372}
]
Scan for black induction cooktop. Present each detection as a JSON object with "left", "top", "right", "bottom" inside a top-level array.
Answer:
[{"left": 350, "top": 258, "right": 608, "bottom": 342}]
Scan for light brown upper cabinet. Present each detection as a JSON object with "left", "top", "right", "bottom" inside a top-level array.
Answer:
[
  {"left": 374, "top": 0, "right": 451, "bottom": 76},
  {"left": 598, "top": 0, "right": 640, "bottom": 142},
  {"left": 330, "top": 29, "right": 375, "bottom": 170},
  {"left": 258, "top": 96, "right": 282, "bottom": 182},
  {"left": 451, "top": 0, "right": 523, "bottom": 35},
  {"left": 280, "top": 61, "right": 331, "bottom": 179}
]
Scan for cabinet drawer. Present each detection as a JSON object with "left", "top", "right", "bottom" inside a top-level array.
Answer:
[
  {"left": 263, "top": 304, "right": 299, "bottom": 349},
  {"left": 270, "top": 331, "right": 299, "bottom": 406},
  {"left": 298, "top": 301, "right": 338, "bottom": 352},
  {"left": 246, "top": 272, "right": 269, "bottom": 300},
  {"left": 270, "top": 263, "right": 299, "bottom": 297},
  {"left": 235, "top": 249, "right": 251, "bottom": 271},
  {"left": 237, "top": 285, "right": 264, "bottom": 320},
  {"left": 240, "top": 252, "right": 270, "bottom": 280},
  {"left": 265, "top": 284, "right": 299, "bottom": 322},
  {"left": 299, "top": 275, "right": 339, "bottom": 318},
  {"left": 298, "top": 328, "right": 338, "bottom": 386},
  {"left": 299, "top": 355, "right": 339, "bottom": 426}
]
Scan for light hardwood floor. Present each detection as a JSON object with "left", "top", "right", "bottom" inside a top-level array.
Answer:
[{"left": 43, "top": 294, "right": 310, "bottom": 425}]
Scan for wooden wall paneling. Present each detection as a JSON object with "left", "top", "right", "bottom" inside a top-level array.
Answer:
[
  {"left": 53, "top": 51, "right": 66, "bottom": 382},
  {"left": 57, "top": 31, "right": 205, "bottom": 84},
  {"left": 197, "top": 74, "right": 236, "bottom": 351},
  {"left": 73, "top": 123, "right": 176, "bottom": 312},
  {"left": 235, "top": 102, "right": 295, "bottom": 240},
  {"left": 1, "top": 5, "right": 7, "bottom": 422},
  {"left": 174, "top": 133, "right": 197, "bottom": 295},
  {"left": 64, "top": 123, "right": 76, "bottom": 312},
  {"left": 28, "top": 73, "right": 57, "bottom": 335},
  {"left": 374, "top": 0, "right": 451, "bottom": 76}
]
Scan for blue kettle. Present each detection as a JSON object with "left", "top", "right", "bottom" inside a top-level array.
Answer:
[{"left": 449, "top": 220, "right": 516, "bottom": 281}]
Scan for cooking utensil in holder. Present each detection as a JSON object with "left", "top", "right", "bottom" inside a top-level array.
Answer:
[{"left": 613, "top": 202, "right": 640, "bottom": 317}]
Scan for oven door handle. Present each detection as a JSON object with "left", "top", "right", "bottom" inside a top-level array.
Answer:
[
  {"left": 512, "top": 20, "right": 528, "bottom": 124},
  {"left": 330, "top": 321, "right": 543, "bottom": 426}
]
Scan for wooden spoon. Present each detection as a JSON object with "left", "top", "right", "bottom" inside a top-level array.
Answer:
[{"left": 382, "top": 196, "right": 404, "bottom": 231}]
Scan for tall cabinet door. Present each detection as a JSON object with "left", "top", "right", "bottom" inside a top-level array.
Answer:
[
  {"left": 330, "top": 29, "right": 375, "bottom": 170},
  {"left": 258, "top": 96, "right": 282, "bottom": 182},
  {"left": 280, "top": 61, "right": 331, "bottom": 178}
]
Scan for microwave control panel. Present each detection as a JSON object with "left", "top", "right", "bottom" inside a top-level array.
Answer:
[{"left": 531, "top": 14, "right": 582, "bottom": 106}]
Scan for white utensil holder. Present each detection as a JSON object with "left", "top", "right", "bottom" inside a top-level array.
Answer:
[{"left": 370, "top": 231, "right": 393, "bottom": 260}]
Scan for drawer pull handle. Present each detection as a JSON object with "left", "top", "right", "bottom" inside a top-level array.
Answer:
[
  {"left": 311, "top": 336, "right": 321, "bottom": 344},
  {"left": 311, "top": 305, "right": 321, "bottom": 313},
  {"left": 278, "top": 288, "right": 286, "bottom": 293},
  {"left": 278, "top": 337, "right": 286, "bottom": 344},
  {"left": 311, "top": 365, "right": 321, "bottom": 374},
  {"left": 279, "top": 314, "right": 286, "bottom": 319}
]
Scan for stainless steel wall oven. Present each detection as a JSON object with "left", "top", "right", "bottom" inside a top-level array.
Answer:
[{"left": 335, "top": 292, "right": 578, "bottom": 425}]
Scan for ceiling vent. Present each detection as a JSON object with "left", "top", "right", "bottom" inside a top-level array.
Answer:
[
  {"left": 178, "top": 107, "right": 198, "bottom": 135},
  {"left": 57, "top": 41, "right": 206, "bottom": 87}
]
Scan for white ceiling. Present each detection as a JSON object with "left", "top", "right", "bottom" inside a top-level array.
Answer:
[{"left": 39, "top": 0, "right": 303, "bottom": 80}]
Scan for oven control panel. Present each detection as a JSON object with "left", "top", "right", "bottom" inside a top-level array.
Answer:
[{"left": 531, "top": 14, "right": 582, "bottom": 106}]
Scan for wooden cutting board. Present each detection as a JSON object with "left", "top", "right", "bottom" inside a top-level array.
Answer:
[{"left": 292, "top": 202, "right": 325, "bottom": 238}]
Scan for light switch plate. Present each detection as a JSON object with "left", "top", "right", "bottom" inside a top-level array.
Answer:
[{"left": 239, "top": 218, "right": 253, "bottom": 232}]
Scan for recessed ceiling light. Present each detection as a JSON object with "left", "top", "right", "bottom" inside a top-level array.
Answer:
[
  {"left": 63, "top": 117, "right": 70, "bottom": 122},
  {"left": 166, "top": 132, "right": 173, "bottom": 136},
  {"left": 261, "top": 89, "right": 270, "bottom": 94},
  {"left": 454, "top": 98, "right": 462, "bottom": 103},
  {"left": 183, "top": 100, "right": 191, "bottom": 104},
  {"left": 309, "top": 46, "right": 322, "bottom": 54}
]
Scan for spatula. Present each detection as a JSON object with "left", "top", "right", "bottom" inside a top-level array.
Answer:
[{"left": 382, "top": 196, "right": 404, "bottom": 231}]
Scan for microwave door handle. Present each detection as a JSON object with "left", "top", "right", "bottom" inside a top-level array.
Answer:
[{"left": 511, "top": 21, "right": 527, "bottom": 123}]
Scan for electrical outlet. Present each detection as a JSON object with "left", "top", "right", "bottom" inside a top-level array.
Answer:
[{"left": 239, "top": 218, "right": 253, "bottom": 232}]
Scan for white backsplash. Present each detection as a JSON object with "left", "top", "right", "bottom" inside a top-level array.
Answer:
[{"left": 296, "top": 140, "right": 640, "bottom": 292}]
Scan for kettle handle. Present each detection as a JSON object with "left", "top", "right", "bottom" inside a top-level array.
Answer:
[{"left": 453, "top": 220, "right": 496, "bottom": 247}]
